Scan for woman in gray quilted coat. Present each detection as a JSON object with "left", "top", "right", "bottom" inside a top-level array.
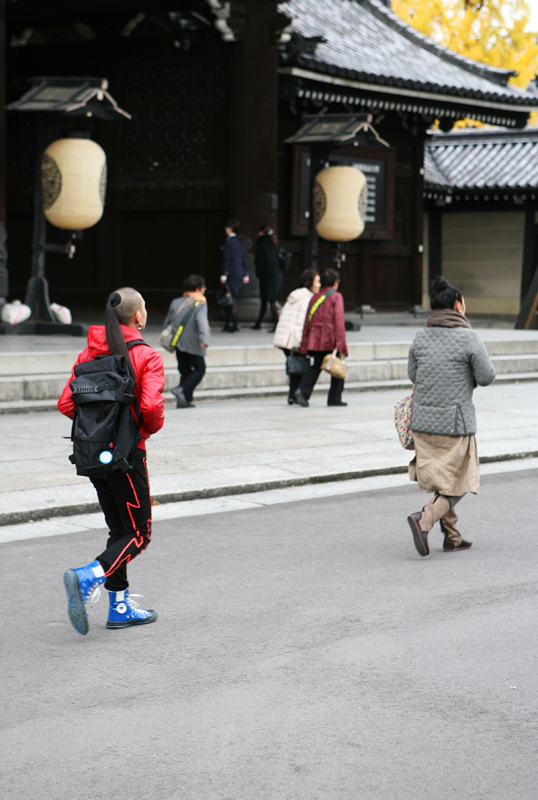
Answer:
[{"left": 406, "top": 277, "right": 495, "bottom": 557}]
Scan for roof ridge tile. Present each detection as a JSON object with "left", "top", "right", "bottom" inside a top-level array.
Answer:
[
  {"left": 279, "top": 0, "right": 538, "bottom": 111},
  {"left": 358, "top": 0, "right": 515, "bottom": 87}
]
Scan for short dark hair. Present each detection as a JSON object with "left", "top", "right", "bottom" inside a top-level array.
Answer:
[
  {"left": 298, "top": 269, "right": 319, "bottom": 289},
  {"left": 320, "top": 268, "right": 340, "bottom": 287},
  {"left": 226, "top": 219, "right": 240, "bottom": 234},
  {"left": 430, "top": 276, "right": 462, "bottom": 310},
  {"left": 184, "top": 274, "right": 206, "bottom": 292}
]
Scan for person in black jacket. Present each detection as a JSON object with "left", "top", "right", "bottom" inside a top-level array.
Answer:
[
  {"left": 220, "top": 219, "right": 249, "bottom": 332},
  {"left": 252, "top": 225, "right": 281, "bottom": 331}
]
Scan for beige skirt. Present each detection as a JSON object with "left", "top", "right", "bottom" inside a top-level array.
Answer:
[{"left": 409, "top": 431, "right": 480, "bottom": 495}]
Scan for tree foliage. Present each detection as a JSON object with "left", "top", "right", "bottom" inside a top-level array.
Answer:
[{"left": 393, "top": 0, "right": 538, "bottom": 89}]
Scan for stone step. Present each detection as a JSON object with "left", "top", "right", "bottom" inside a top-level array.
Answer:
[
  {"left": 2, "top": 337, "right": 538, "bottom": 377},
  {"left": 0, "top": 360, "right": 402, "bottom": 400},
  {"left": 0, "top": 370, "right": 537, "bottom": 414},
  {"left": 1, "top": 337, "right": 538, "bottom": 402},
  {"left": 0, "top": 370, "right": 533, "bottom": 415},
  {"left": 0, "top": 341, "right": 411, "bottom": 375},
  {"left": 1, "top": 352, "right": 538, "bottom": 401}
]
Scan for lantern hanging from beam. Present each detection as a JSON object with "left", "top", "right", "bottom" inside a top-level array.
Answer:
[
  {"left": 41, "top": 138, "right": 107, "bottom": 230},
  {"left": 313, "top": 165, "right": 367, "bottom": 241}
]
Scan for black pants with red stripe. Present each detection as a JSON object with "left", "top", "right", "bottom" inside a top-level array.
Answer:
[{"left": 91, "top": 449, "right": 152, "bottom": 592}]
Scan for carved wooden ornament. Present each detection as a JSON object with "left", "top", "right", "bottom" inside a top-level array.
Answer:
[
  {"left": 313, "top": 165, "right": 367, "bottom": 241},
  {"left": 41, "top": 138, "right": 107, "bottom": 230}
]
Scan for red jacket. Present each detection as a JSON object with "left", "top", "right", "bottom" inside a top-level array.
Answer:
[
  {"left": 58, "top": 325, "right": 165, "bottom": 450},
  {"left": 300, "top": 287, "right": 348, "bottom": 357}
]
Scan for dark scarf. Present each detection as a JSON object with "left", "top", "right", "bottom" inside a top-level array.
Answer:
[{"left": 426, "top": 308, "right": 472, "bottom": 329}]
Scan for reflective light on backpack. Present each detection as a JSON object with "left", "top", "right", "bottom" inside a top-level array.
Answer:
[{"left": 99, "top": 451, "right": 113, "bottom": 465}]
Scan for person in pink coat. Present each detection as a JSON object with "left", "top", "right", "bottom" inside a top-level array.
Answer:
[{"left": 295, "top": 268, "right": 348, "bottom": 407}]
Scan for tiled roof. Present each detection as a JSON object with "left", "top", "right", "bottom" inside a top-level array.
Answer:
[
  {"left": 424, "top": 128, "right": 538, "bottom": 191},
  {"left": 278, "top": 0, "right": 538, "bottom": 108}
]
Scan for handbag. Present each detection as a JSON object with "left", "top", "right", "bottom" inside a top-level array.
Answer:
[
  {"left": 215, "top": 281, "right": 234, "bottom": 310},
  {"left": 286, "top": 351, "right": 310, "bottom": 375},
  {"left": 278, "top": 247, "right": 292, "bottom": 271},
  {"left": 159, "top": 300, "right": 200, "bottom": 353},
  {"left": 394, "top": 387, "right": 415, "bottom": 450},
  {"left": 321, "top": 350, "right": 348, "bottom": 380}
]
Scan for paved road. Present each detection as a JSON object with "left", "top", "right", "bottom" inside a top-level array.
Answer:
[
  {"left": 3, "top": 381, "right": 538, "bottom": 524},
  {"left": 2, "top": 468, "right": 537, "bottom": 799}
]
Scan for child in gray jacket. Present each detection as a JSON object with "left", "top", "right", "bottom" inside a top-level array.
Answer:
[{"left": 163, "top": 275, "right": 210, "bottom": 407}]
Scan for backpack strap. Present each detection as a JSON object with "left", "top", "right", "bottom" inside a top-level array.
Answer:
[
  {"left": 170, "top": 300, "right": 201, "bottom": 349},
  {"left": 124, "top": 339, "right": 149, "bottom": 444},
  {"left": 308, "top": 289, "right": 335, "bottom": 323}
]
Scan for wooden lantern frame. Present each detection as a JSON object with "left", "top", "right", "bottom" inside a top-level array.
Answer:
[
  {"left": 290, "top": 143, "right": 396, "bottom": 241},
  {"left": 1, "top": 77, "right": 130, "bottom": 335}
]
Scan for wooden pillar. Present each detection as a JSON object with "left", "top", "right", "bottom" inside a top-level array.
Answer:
[
  {"left": 0, "top": 0, "right": 7, "bottom": 302},
  {"left": 0, "top": 0, "right": 5, "bottom": 226},
  {"left": 228, "top": 0, "right": 278, "bottom": 243},
  {"left": 428, "top": 205, "right": 442, "bottom": 287},
  {"left": 360, "top": 240, "right": 373, "bottom": 306},
  {"left": 411, "top": 132, "right": 426, "bottom": 305},
  {"left": 307, "top": 142, "right": 331, "bottom": 272},
  {"left": 515, "top": 205, "right": 538, "bottom": 329},
  {"left": 520, "top": 206, "right": 537, "bottom": 300}
]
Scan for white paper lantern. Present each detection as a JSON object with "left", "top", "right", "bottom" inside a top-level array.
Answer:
[
  {"left": 313, "top": 165, "right": 367, "bottom": 241},
  {"left": 41, "top": 138, "right": 107, "bottom": 230}
]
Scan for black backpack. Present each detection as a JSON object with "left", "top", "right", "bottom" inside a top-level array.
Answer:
[{"left": 68, "top": 340, "right": 148, "bottom": 478}]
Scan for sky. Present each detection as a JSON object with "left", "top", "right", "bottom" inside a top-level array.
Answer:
[{"left": 529, "top": 0, "right": 538, "bottom": 31}]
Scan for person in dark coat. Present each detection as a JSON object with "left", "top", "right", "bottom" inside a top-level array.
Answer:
[
  {"left": 252, "top": 225, "right": 281, "bottom": 331},
  {"left": 295, "top": 268, "right": 348, "bottom": 407},
  {"left": 220, "top": 219, "right": 249, "bottom": 332}
]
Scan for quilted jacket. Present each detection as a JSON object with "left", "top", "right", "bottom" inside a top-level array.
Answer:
[
  {"left": 408, "top": 327, "right": 495, "bottom": 436},
  {"left": 58, "top": 324, "right": 165, "bottom": 450},
  {"left": 273, "top": 287, "right": 313, "bottom": 350},
  {"left": 299, "top": 288, "right": 348, "bottom": 356}
]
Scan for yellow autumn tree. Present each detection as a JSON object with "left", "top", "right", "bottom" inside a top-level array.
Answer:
[{"left": 393, "top": 0, "right": 538, "bottom": 89}]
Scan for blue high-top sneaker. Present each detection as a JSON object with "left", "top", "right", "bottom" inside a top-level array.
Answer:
[
  {"left": 106, "top": 589, "right": 157, "bottom": 629},
  {"left": 63, "top": 560, "right": 106, "bottom": 635}
]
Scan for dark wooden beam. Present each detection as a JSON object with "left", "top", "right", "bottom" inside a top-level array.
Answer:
[
  {"left": 428, "top": 205, "right": 442, "bottom": 288},
  {"left": 307, "top": 142, "right": 330, "bottom": 272},
  {"left": 411, "top": 131, "right": 426, "bottom": 305},
  {"left": 516, "top": 207, "right": 538, "bottom": 329},
  {"left": 0, "top": 0, "right": 5, "bottom": 225},
  {"left": 520, "top": 206, "right": 537, "bottom": 300},
  {"left": 515, "top": 269, "right": 538, "bottom": 329},
  {"left": 228, "top": 0, "right": 279, "bottom": 243},
  {"left": 0, "top": 0, "right": 7, "bottom": 302}
]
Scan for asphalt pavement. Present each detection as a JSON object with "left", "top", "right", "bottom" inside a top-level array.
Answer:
[
  {"left": 2, "top": 467, "right": 537, "bottom": 799},
  {"left": 2, "top": 380, "right": 538, "bottom": 526}
]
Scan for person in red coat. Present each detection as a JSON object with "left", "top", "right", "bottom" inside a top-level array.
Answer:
[
  {"left": 58, "top": 287, "right": 165, "bottom": 635},
  {"left": 295, "top": 268, "right": 348, "bottom": 407}
]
